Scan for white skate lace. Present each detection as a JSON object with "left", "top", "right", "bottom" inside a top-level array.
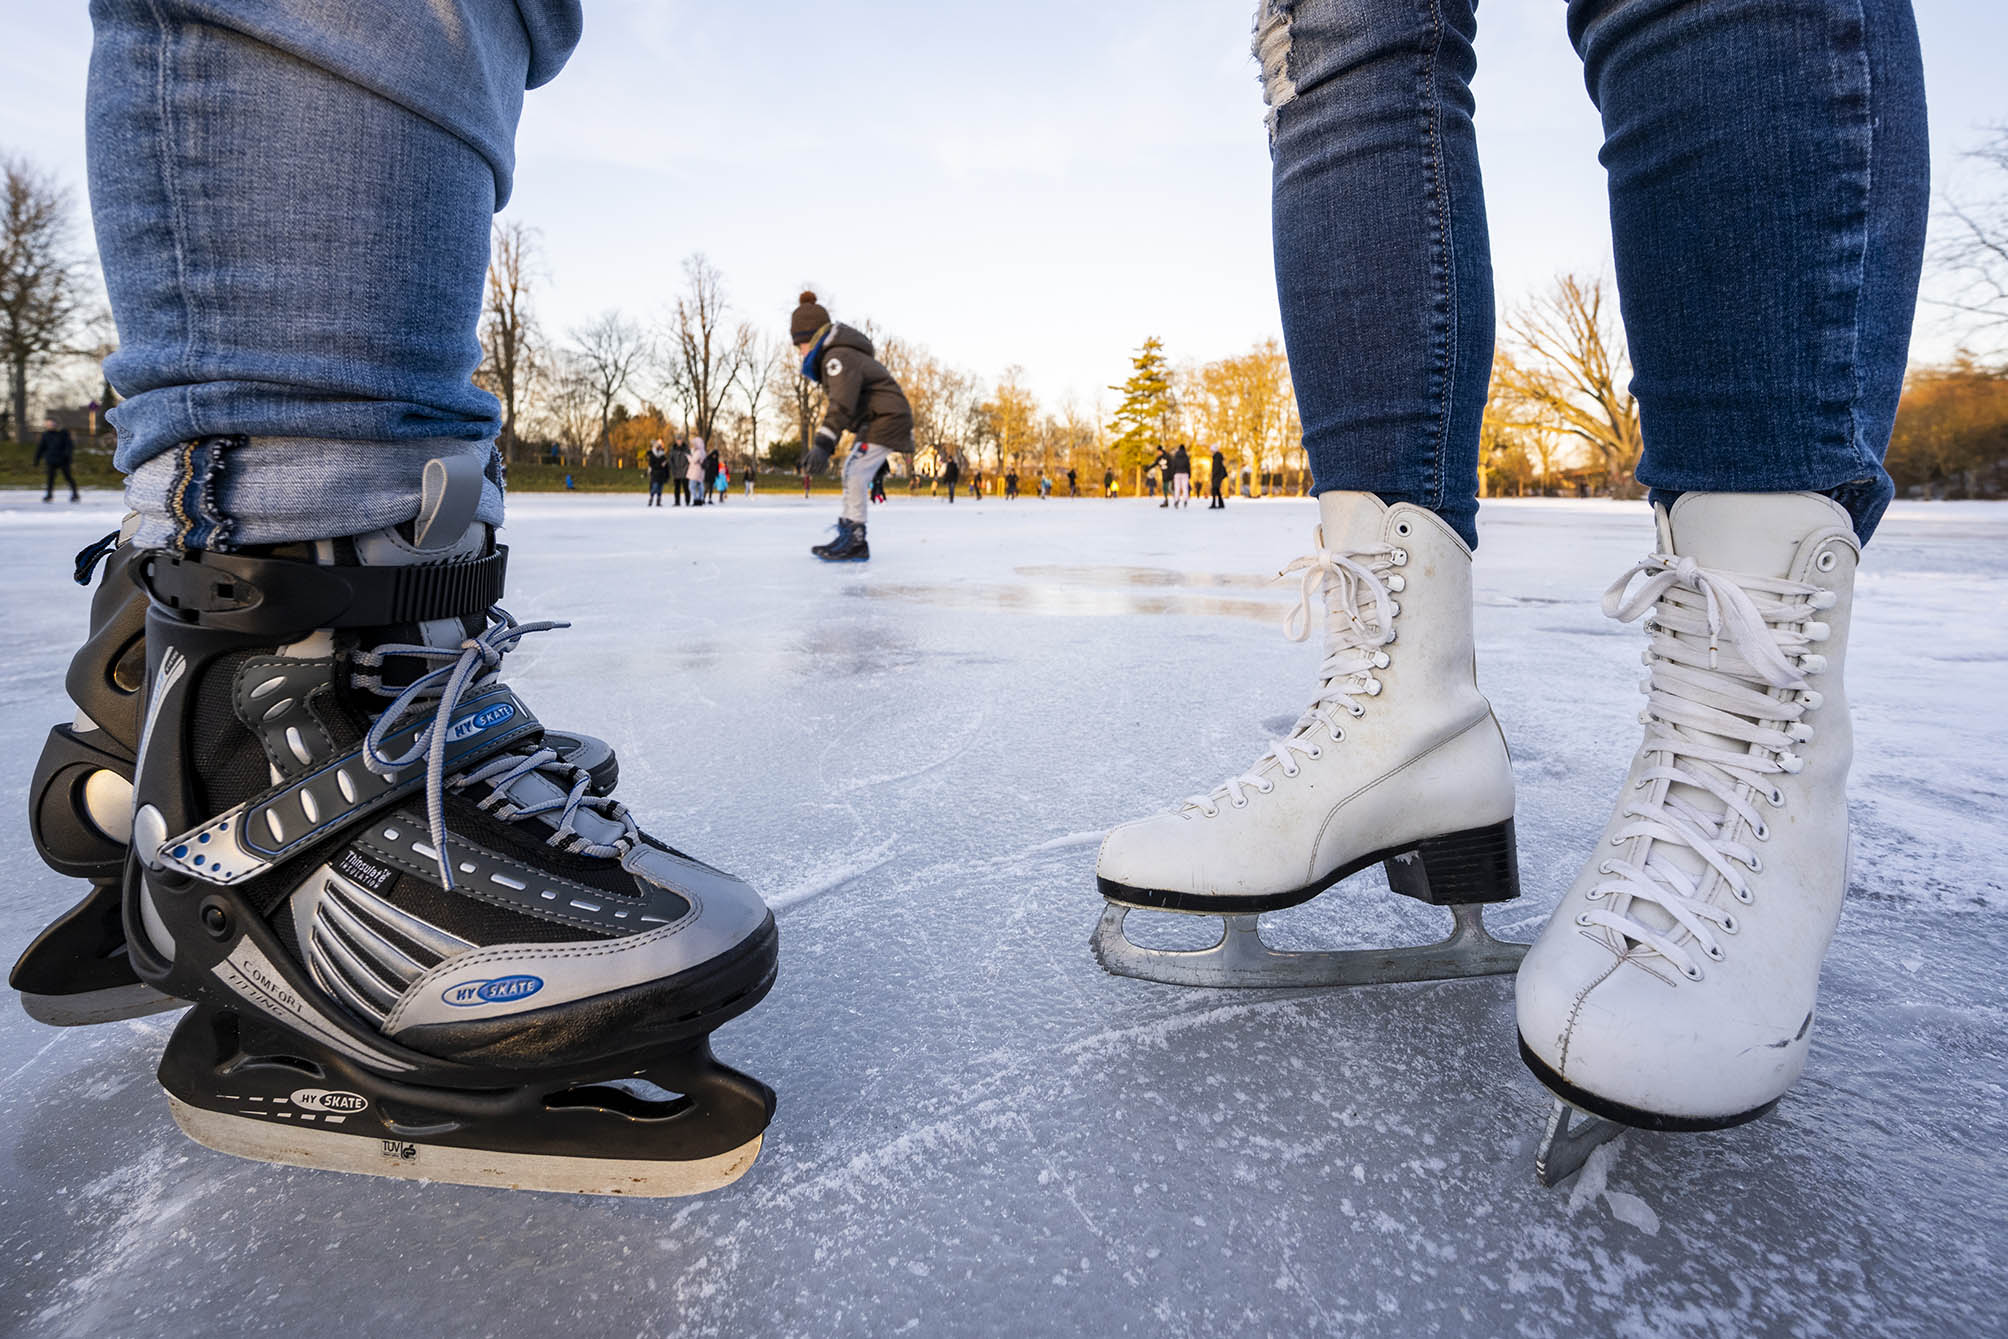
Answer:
[
  {"left": 1184, "top": 542, "right": 1400, "bottom": 817},
  {"left": 1581, "top": 554, "right": 1836, "bottom": 979},
  {"left": 356, "top": 609, "right": 640, "bottom": 889}
]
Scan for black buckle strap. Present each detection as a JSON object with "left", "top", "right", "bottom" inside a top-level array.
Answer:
[{"left": 138, "top": 546, "right": 508, "bottom": 633}]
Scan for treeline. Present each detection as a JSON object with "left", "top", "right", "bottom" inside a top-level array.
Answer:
[{"left": 4, "top": 133, "right": 2007, "bottom": 503}]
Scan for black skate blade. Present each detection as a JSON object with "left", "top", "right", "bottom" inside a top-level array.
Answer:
[
  {"left": 1090, "top": 902, "right": 1526, "bottom": 989},
  {"left": 17, "top": 981, "right": 185, "bottom": 1028},
  {"left": 1534, "top": 1100, "right": 1625, "bottom": 1188},
  {"left": 166, "top": 1096, "right": 764, "bottom": 1197},
  {"left": 157, "top": 1006, "right": 776, "bottom": 1198}
]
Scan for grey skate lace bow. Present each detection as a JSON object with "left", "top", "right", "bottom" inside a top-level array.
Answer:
[
  {"left": 1185, "top": 544, "right": 1398, "bottom": 815},
  {"left": 1583, "top": 554, "right": 1836, "bottom": 978},
  {"left": 358, "top": 609, "right": 640, "bottom": 889}
]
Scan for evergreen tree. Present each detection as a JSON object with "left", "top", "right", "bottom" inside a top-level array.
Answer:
[{"left": 1107, "top": 337, "right": 1176, "bottom": 485}]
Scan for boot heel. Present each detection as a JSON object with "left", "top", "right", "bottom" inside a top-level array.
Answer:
[{"left": 1382, "top": 818, "right": 1520, "bottom": 906}]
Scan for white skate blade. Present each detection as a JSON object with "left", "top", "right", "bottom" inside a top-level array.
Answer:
[
  {"left": 1534, "top": 1100, "right": 1625, "bottom": 1188},
  {"left": 1091, "top": 902, "right": 1526, "bottom": 989},
  {"left": 18, "top": 982, "right": 186, "bottom": 1027},
  {"left": 166, "top": 1094, "right": 763, "bottom": 1197}
]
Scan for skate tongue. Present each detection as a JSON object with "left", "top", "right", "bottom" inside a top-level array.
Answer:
[
  {"left": 1665, "top": 492, "right": 1851, "bottom": 580},
  {"left": 1315, "top": 491, "right": 1389, "bottom": 553}
]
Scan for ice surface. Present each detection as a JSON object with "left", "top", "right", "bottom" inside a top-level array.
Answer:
[{"left": 1, "top": 489, "right": 2003, "bottom": 1338}]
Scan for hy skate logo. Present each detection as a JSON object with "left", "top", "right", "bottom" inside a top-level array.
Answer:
[
  {"left": 288, "top": 1088, "right": 369, "bottom": 1114},
  {"left": 444, "top": 702, "right": 516, "bottom": 744},
  {"left": 441, "top": 974, "right": 545, "bottom": 1007}
]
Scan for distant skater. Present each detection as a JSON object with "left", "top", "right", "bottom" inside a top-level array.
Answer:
[
  {"left": 1004, "top": 468, "right": 1019, "bottom": 499},
  {"left": 1171, "top": 444, "right": 1191, "bottom": 508},
  {"left": 1104, "top": 467, "right": 1116, "bottom": 498},
  {"left": 687, "top": 433, "right": 708, "bottom": 506},
  {"left": 1152, "top": 447, "right": 1171, "bottom": 507},
  {"left": 1210, "top": 448, "right": 1227, "bottom": 509},
  {"left": 35, "top": 417, "right": 79, "bottom": 502},
  {"left": 671, "top": 437, "right": 692, "bottom": 505},
  {"left": 646, "top": 438, "right": 669, "bottom": 506},
  {"left": 1066, "top": 467, "right": 1078, "bottom": 497},
  {"left": 942, "top": 455, "right": 960, "bottom": 503}
]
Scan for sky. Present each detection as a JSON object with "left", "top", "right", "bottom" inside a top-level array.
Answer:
[{"left": 4, "top": 0, "right": 2005, "bottom": 416}]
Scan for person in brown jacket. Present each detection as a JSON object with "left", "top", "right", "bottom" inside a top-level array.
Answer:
[{"left": 790, "top": 292, "right": 915, "bottom": 562}]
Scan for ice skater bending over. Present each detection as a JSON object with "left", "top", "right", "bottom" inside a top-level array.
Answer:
[
  {"left": 13, "top": 0, "right": 779, "bottom": 1198},
  {"left": 792, "top": 291, "right": 916, "bottom": 562},
  {"left": 1091, "top": 0, "right": 1926, "bottom": 1188}
]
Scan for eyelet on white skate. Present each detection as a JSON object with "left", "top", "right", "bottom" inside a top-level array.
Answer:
[
  {"left": 1752, "top": 822, "right": 1769, "bottom": 841},
  {"left": 1721, "top": 914, "right": 1740, "bottom": 934},
  {"left": 1733, "top": 886, "right": 1755, "bottom": 905},
  {"left": 1348, "top": 704, "right": 1365, "bottom": 718},
  {"left": 1363, "top": 678, "right": 1382, "bottom": 696},
  {"left": 1744, "top": 855, "right": 1762, "bottom": 873},
  {"left": 1765, "top": 787, "right": 1785, "bottom": 807},
  {"left": 1705, "top": 945, "right": 1725, "bottom": 962},
  {"left": 1800, "top": 654, "right": 1828, "bottom": 674},
  {"left": 1594, "top": 862, "right": 1615, "bottom": 878},
  {"left": 1231, "top": 797, "right": 1248, "bottom": 809},
  {"left": 1804, "top": 621, "right": 1830, "bottom": 642},
  {"left": 1810, "top": 589, "right": 1837, "bottom": 610},
  {"left": 1394, "top": 521, "right": 1411, "bottom": 537},
  {"left": 1575, "top": 913, "right": 1593, "bottom": 926},
  {"left": 1815, "top": 550, "right": 1838, "bottom": 572},
  {"left": 1329, "top": 726, "right": 1346, "bottom": 742},
  {"left": 1385, "top": 574, "right": 1406, "bottom": 592},
  {"left": 1304, "top": 745, "right": 1322, "bottom": 759},
  {"left": 1778, "top": 753, "right": 1804, "bottom": 774},
  {"left": 1800, "top": 690, "right": 1824, "bottom": 710},
  {"left": 1682, "top": 964, "right": 1705, "bottom": 982},
  {"left": 1280, "top": 763, "right": 1300, "bottom": 779},
  {"left": 1372, "top": 652, "right": 1390, "bottom": 669}
]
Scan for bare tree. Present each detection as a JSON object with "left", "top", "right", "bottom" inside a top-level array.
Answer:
[
  {"left": 731, "top": 325, "right": 783, "bottom": 469},
  {"left": 1497, "top": 273, "right": 1643, "bottom": 497},
  {"left": 477, "top": 220, "right": 542, "bottom": 463},
  {"left": 569, "top": 309, "right": 647, "bottom": 466},
  {"left": 660, "top": 254, "right": 746, "bottom": 445},
  {"left": 1932, "top": 129, "right": 2008, "bottom": 350},
  {"left": 1, "top": 158, "right": 91, "bottom": 442}
]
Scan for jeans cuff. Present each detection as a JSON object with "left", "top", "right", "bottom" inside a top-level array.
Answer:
[{"left": 125, "top": 436, "right": 503, "bottom": 550}]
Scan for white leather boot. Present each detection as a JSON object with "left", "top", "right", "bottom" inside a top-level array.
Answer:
[
  {"left": 1092, "top": 492, "right": 1523, "bottom": 988},
  {"left": 1518, "top": 492, "right": 1858, "bottom": 1166}
]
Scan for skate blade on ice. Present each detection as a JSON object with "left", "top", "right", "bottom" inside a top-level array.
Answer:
[
  {"left": 18, "top": 981, "right": 184, "bottom": 1027},
  {"left": 167, "top": 1095, "right": 765, "bottom": 1197},
  {"left": 1534, "top": 1100, "right": 1626, "bottom": 1188},
  {"left": 1091, "top": 902, "right": 1526, "bottom": 989}
]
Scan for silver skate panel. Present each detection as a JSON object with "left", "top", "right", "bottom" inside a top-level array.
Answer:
[
  {"left": 1534, "top": 1099, "right": 1626, "bottom": 1187},
  {"left": 1091, "top": 901, "right": 1527, "bottom": 989}
]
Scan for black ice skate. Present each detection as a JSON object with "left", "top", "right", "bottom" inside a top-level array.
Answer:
[
  {"left": 811, "top": 519, "right": 869, "bottom": 562},
  {"left": 118, "top": 458, "right": 778, "bottom": 1196},
  {"left": 13, "top": 529, "right": 621, "bottom": 1029}
]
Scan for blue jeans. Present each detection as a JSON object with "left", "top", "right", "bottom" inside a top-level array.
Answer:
[
  {"left": 88, "top": 0, "right": 581, "bottom": 549},
  {"left": 1262, "top": 0, "right": 1928, "bottom": 549}
]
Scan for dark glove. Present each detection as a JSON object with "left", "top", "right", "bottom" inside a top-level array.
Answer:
[{"left": 805, "top": 426, "right": 838, "bottom": 475}]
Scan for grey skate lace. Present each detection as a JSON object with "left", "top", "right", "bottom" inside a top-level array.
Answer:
[
  {"left": 1185, "top": 543, "right": 1399, "bottom": 816},
  {"left": 1581, "top": 554, "right": 1835, "bottom": 979},
  {"left": 356, "top": 609, "right": 640, "bottom": 889}
]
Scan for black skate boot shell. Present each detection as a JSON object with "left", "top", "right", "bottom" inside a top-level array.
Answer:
[{"left": 116, "top": 461, "right": 779, "bottom": 1196}]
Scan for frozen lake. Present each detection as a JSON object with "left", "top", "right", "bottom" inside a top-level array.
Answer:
[{"left": 2, "top": 488, "right": 2003, "bottom": 1338}]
